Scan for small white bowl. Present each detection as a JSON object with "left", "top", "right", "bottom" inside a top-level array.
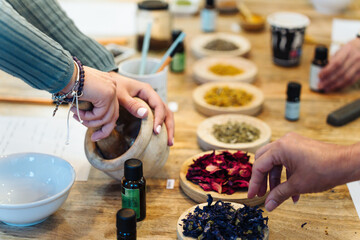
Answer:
[
  {"left": 0, "top": 153, "right": 75, "bottom": 226},
  {"left": 310, "top": 0, "right": 352, "bottom": 15}
]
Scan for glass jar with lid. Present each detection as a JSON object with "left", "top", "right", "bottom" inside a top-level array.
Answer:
[{"left": 136, "top": 0, "right": 172, "bottom": 51}]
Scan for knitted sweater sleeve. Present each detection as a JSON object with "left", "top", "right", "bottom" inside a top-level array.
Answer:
[
  {"left": 6, "top": 0, "right": 117, "bottom": 72},
  {"left": 0, "top": 0, "right": 74, "bottom": 93}
]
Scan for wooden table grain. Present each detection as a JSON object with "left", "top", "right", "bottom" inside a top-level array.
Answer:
[{"left": 1, "top": 0, "right": 360, "bottom": 239}]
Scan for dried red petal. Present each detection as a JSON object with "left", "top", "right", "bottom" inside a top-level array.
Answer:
[{"left": 186, "top": 150, "right": 253, "bottom": 194}]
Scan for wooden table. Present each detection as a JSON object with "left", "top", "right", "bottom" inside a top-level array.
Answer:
[{"left": 1, "top": 0, "right": 360, "bottom": 239}]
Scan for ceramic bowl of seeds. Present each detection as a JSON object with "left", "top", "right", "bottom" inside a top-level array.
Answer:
[
  {"left": 190, "top": 33, "right": 251, "bottom": 59},
  {"left": 197, "top": 114, "right": 271, "bottom": 152},
  {"left": 192, "top": 82, "right": 264, "bottom": 116},
  {"left": 193, "top": 56, "right": 258, "bottom": 84}
]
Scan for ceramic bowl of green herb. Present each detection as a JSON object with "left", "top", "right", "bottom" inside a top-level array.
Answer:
[
  {"left": 177, "top": 200, "right": 269, "bottom": 240},
  {"left": 197, "top": 114, "right": 271, "bottom": 152}
]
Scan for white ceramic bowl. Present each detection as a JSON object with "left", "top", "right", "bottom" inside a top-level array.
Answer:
[
  {"left": 0, "top": 153, "right": 75, "bottom": 226},
  {"left": 310, "top": 0, "right": 352, "bottom": 15}
]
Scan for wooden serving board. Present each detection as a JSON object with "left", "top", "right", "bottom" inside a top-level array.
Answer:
[
  {"left": 177, "top": 202, "right": 269, "bottom": 240},
  {"left": 192, "top": 81, "right": 264, "bottom": 117},
  {"left": 197, "top": 114, "right": 271, "bottom": 153},
  {"left": 179, "top": 150, "right": 268, "bottom": 206}
]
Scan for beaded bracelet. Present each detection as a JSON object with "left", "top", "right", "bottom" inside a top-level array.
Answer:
[{"left": 52, "top": 56, "right": 85, "bottom": 116}]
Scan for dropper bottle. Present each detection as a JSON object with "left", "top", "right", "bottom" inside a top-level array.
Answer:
[{"left": 116, "top": 208, "right": 137, "bottom": 240}]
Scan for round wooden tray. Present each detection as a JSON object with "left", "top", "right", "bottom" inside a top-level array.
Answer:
[
  {"left": 192, "top": 82, "right": 264, "bottom": 117},
  {"left": 177, "top": 202, "right": 269, "bottom": 240},
  {"left": 191, "top": 33, "right": 251, "bottom": 59},
  {"left": 179, "top": 150, "right": 268, "bottom": 206},
  {"left": 193, "top": 57, "right": 258, "bottom": 84},
  {"left": 197, "top": 114, "right": 271, "bottom": 153}
]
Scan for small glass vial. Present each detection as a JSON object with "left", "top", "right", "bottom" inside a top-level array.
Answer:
[
  {"left": 122, "top": 159, "right": 146, "bottom": 221},
  {"left": 285, "top": 82, "right": 301, "bottom": 121},
  {"left": 116, "top": 208, "right": 137, "bottom": 240},
  {"left": 170, "top": 30, "right": 185, "bottom": 73},
  {"left": 136, "top": 1, "right": 172, "bottom": 51},
  {"left": 309, "top": 46, "right": 328, "bottom": 92},
  {"left": 201, "top": 0, "right": 217, "bottom": 32}
]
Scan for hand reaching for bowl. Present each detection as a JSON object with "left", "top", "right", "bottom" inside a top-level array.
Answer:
[
  {"left": 248, "top": 132, "right": 360, "bottom": 212},
  {"left": 319, "top": 38, "right": 360, "bottom": 92}
]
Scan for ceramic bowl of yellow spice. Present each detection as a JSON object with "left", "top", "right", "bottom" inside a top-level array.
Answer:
[
  {"left": 197, "top": 114, "right": 271, "bottom": 152},
  {"left": 192, "top": 82, "right": 264, "bottom": 116},
  {"left": 193, "top": 57, "right": 257, "bottom": 84}
]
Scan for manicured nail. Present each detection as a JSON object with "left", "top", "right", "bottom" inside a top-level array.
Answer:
[
  {"left": 156, "top": 125, "right": 161, "bottom": 134},
  {"left": 265, "top": 200, "right": 278, "bottom": 212},
  {"left": 137, "top": 108, "right": 147, "bottom": 117}
]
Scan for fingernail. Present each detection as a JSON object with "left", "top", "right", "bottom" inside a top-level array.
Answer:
[
  {"left": 265, "top": 200, "right": 278, "bottom": 212},
  {"left": 171, "top": 138, "right": 174, "bottom": 146},
  {"left": 156, "top": 125, "right": 161, "bottom": 134},
  {"left": 137, "top": 108, "right": 147, "bottom": 117}
]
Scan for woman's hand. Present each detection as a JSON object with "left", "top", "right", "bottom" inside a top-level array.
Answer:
[
  {"left": 248, "top": 133, "right": 352, "bottom": 212},
  {"left": 319, "top": 38, "right": 360, "bottom": 92},
  {"left": 63, "top": 65, "right": 119, "bottom": 142},
  {"left": 109, "top": 72, "right": 174, "bottom": 146}
]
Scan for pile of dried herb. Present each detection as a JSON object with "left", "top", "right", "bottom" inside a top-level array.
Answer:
[
  {"left": 213, "top": 121, "right": 260, "bottom": 144},
  {"left": 181, "top": 195, "right": 268, "bottom": 240},
  {"left": 209, "top": 64, "right": 244, "bottom": 76},
  {"left": 186, "top": 151, "right": 252, "bottom": 194},
  {"left": 204, "top": 39, "right": 239, "bottom": 51},
  {"left": 204, "top": 86, "right": 253, "bottom": 107}
]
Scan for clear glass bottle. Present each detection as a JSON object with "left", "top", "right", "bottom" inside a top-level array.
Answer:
[
  {"left": 285, "top": 82, "right": 301, "bottom": 121},
  {"left": 136, "top": 0, "right": 172, "bottom": 51},
  {"left": 201, "top": 0, "right": 217, "bottom": 32},
  {"left": 121, "top": 159, "right": 146, "bottom": 222},
  {"left": 309, "top": 45, "right": 328, "bottom": 92}
]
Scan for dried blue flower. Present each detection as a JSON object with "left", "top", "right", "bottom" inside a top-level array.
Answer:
[{"left": 181, "top": 195, "right": 268, "bottom": 240}]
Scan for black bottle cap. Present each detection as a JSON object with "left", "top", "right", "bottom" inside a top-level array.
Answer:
[
  {"left": 314, "top": 45, "right": 328, "bottom": 61},
  {"left": 124, "top": 159, "right": 143, "bottom": 181},
  {"left": 287, "top": 82, "right": 301, "bottom": 99},
  {"left": 116, "top": 208, "right": 136, "bottom": 233},
  {"left": 138, "top": 0, "right": 168, "bottom": 10},
  {"left": 205, "top": 0, "right": 215, "bottom": 7}
]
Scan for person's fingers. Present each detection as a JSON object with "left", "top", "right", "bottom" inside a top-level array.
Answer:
[
  {"left": 269, "top": 165, "right": 283, "bottom": 191},
  {"left": 118, "top": 95, "right": 149, "bottom": 119},
  {"left": 330, "top": 60, "right": 360, "bottom": 91},
  {"left": 255, "top": 142, "right": 274, "bottom": 160},
  {"left": 164, "top": 108, "right": 175, "bottom": 146},
  {"left": 76, "top": 102, "right": 116, "bottom": 128},
  {"left": 319, "top": 44, "right": 351, "bottom": 82},
  {"left": 264, "top": 180, "right": 297, "bottom": 212},
  {"left": 257, "top": 172, "right": 268, "bottom": 197},
  {"left": 322, "top": 52, "right": 359, "bottom": 91},
  {"left": 90, "top": 121, "right": 117, "bottom": 141},
  {"left": 248, "top": 147, "right": 280, "bottom": 199}
]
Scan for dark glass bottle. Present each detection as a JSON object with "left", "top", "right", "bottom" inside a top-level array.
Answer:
[
  {"left": 285, "top": 82, "right": 301, "bottom": 121},
  {"left": 170, "top": 30, "right": 185, "bottom": 73},
  {"left": 116, "top": 208, "right": 137, "bottom": 240},
  {"left": 121, "top": 159, "right": 146, "bottom": 222},
  {"left": 309, "top": 45, "right": 328, "bottom": 92}
]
